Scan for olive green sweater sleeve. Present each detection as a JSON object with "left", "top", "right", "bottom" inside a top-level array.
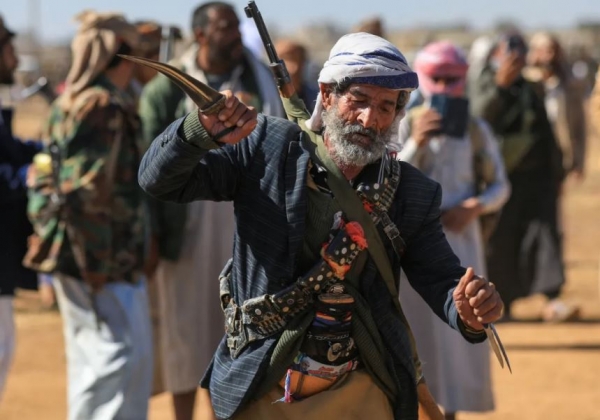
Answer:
[{"left": 178, "top": 112, "right": 221, "bottom": 150}]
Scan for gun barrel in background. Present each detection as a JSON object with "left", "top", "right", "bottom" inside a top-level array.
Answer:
[
  {"left": 159, "top": 26, "right": 178, "bottom": 63},
  {"left": 244, "top": 1, "right": 279, "bottom": 64},
  {"left": 244, "top": 1, "right": 294, "bottom": 98}
]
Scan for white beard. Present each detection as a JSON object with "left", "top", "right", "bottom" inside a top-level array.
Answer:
[{"left": 321, "top": 106, "right": 400, "bottom": 168}]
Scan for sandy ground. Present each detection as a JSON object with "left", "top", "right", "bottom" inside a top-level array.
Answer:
[{"left": 1, "top": 97, "right": 599, "bottom": 419}]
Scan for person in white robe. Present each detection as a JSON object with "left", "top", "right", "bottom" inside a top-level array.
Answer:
[{"left": 396, "top": 40, "right": 510, "bottom": 420}]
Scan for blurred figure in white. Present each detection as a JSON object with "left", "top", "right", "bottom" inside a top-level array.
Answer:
[{"left": 396, "top": 40, "right": 510, "bottom": 420}]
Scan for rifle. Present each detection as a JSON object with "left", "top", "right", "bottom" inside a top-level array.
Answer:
[
  {"left": 18, "top": 77, "right": 56, "bottom": 103},
  {"left": 244, "top": 1, "right": 295, "bottom": 98}
]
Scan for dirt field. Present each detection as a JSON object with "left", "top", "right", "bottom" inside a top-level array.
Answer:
[{"left": 1, "top": 97, "right": 599, "bottom": 419}]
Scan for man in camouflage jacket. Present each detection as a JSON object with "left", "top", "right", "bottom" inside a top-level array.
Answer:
[{"left": 27, "top": 11, "right": 154, "bottom": 419}]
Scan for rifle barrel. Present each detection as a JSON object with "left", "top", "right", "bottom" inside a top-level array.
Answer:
[
  {"left": 244, "top": 1, "right": 279, "bottom": 64},
  {"left": 244, "top": 1, "right": 295, "bottom": 98}
]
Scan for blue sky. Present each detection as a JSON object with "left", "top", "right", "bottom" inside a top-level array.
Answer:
[{"left": 3, "top": 0, "right": 599, "bottom": 42}]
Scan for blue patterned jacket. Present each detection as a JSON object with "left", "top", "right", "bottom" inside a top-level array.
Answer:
[{"left": 139, "top": 114, "right": 485, "bottom": 419}]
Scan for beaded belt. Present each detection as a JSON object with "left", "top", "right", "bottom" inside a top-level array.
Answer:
[{"left": 222, "top": 220, "right": 367, "bottom": 358}]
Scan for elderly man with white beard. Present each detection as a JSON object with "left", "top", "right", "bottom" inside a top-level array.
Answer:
[{"left": 138, "top": 33, "right": 505, "bottom": 420}]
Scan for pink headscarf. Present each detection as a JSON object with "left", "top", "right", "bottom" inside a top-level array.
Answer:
[{"left": 413, "top": 41, "right": 469, "bottom": 97}]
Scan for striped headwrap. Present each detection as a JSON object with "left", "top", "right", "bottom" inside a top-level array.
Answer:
[{"left": 305, "top": 32, "right": 418, "bottom": 131}]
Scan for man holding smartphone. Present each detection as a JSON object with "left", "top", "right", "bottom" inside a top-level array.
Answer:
[
  {"left": 395, "top": 40, "right": 510, "bottom": 420},
  {"left": 469, "top": 32, "right": 575, "bottom": 323}
]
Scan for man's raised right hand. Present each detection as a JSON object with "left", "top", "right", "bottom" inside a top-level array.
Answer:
[{"left": 198, "top": 90, "right": 258, "bottom": 145}]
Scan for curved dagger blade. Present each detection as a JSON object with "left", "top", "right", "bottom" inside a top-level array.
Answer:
[
  {"left": 472, "top": 274, "right": 512, "bottom": 373},
  {"left": 484, "top": 323, "right": 512, "bottom": 374},
  {"left": 117, "top": 54, "right": 226, "bottom": 115},
  {"left": 490, "top": 323, "right": 512, "bottom": 373}
]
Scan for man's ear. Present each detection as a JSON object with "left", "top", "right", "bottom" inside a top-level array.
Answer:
[{"left": 320, "top": 83, "right": 334, "bottom": 111}]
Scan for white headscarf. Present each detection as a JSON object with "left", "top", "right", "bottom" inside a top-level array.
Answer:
[{"left": 305, "top": 32, "right": 418, "bottom": 131}]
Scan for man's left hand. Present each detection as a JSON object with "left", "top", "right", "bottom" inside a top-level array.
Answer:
[{"left": 453, "top": 267, "right": 504, "bottom": 331}]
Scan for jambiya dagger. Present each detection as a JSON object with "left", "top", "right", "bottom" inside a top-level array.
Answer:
[
  {"left": 116, "top": 54, "right": 237, "bottom": 141},
  {"left": 117, "top": 55, "right": 226, "bottom": 114}
]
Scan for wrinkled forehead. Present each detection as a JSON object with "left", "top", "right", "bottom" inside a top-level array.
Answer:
[{"left": 337, "top": 83, "right": 403, "bottom": 108}]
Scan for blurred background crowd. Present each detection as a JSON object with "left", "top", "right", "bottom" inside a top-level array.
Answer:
[{"left": 1, "top": 1, "right": 600, "bottom": 419}]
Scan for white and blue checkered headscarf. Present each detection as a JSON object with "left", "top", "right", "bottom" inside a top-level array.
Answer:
[{"left": 305, "top": 32, "right": 419, "bottom": 131}]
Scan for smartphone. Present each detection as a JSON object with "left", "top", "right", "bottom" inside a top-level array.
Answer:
[
  {"left": 429, "top": 94, "right": 470, "bottom": 139},
  {"left": 506, "top": 35, "right": 527, "bottom": 56}
]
